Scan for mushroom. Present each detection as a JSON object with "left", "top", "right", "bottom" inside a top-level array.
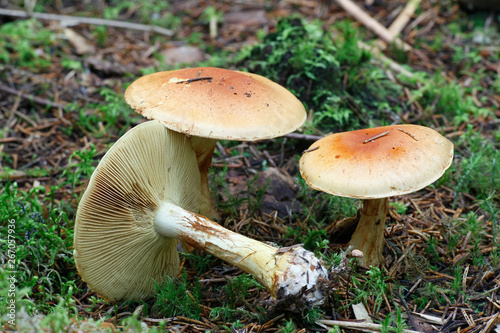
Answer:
[
  {"left": 74, "top": 120, "right": 328, "bottom": 305},
  {"left": 124, "top": 67, "right": 306, "bottom": 220},
  {"left": 299, "top": 124, "right": 454, "bottom": 267}
]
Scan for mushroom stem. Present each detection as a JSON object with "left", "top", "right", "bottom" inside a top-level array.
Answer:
[
  {"left": 348, "top": 198, "right": 388, "bottom": 267},
  {"left": 189, "top": 136, "right": 220, "bottom": 220},
  {"left": 155, "top": 201, "right": 328, "bottom": 306}
]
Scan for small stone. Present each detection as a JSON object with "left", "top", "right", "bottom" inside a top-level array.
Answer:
[
  {"left": 161, "top": 46, "right": 205, "bottom": 66},
  {"left": 350, "top": 249, "right": 364, "bottom": 258}
]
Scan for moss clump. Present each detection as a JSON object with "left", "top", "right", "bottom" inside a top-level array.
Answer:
[{"left": 236, "top": 17, "right": 402, "bottom": 133}]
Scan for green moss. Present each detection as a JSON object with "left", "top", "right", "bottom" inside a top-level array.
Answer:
[
  {"left": 236, "top": 17, "right": 401, "bottom": 133},
  {"left": 0, "top": 183, "right": 77, "bottom": 313}
]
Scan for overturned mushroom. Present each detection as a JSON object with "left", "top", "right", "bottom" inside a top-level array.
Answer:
[
  {"left": 74, "top": 120, "right": 327, "bottom": 306},
  {"left": 299, "top": 124, "right": 454, "bottom": 267},
  {"left": 124, "top": 67, "right": 306, "bottom": 220}
]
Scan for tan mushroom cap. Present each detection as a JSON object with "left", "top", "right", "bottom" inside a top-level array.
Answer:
[
  {"left": 299, "top": 124, "right": 454, "bottom": 199},
  {"left": 124, "top": 67, "right": 306, "bottom": 141},
  {"left": 74, "top": 120, "right": 201, "bottom": 302}
]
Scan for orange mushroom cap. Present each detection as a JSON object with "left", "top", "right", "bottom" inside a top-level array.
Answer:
[
  {"left": 124, "top": 67, "right": 306, "bottom": 141},
  {"left": 299, "top": 124, "right": 454, "bottom": 199}
]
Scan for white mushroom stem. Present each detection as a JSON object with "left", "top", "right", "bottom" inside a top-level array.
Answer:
[
  {"left": 155, "top": 201, "right": 328, "bottom": 306},
  {"left": 348, "top": 198, "right": 388, "bottom": 267}
]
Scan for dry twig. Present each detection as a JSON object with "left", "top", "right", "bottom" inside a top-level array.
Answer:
[
  {"left": 377, "top": 0, "right": 421, "bottom": 50},
  {"left": 0, "top": 9, "right": 174, "bottom": 36},
  {"left": 317, "top": 319, "right": 422, "bottom": 333},
  {"left": 284, "top": 132, "right": 323, "bottom": 141},
  {"left": 334, "top": 0, "right": 411, "bottom": 51},
  {"left": 387, "top": 0, "right": 421, "bottom": 39},
  {"left": 358, "top": 42, "right": 414, "bottom": 78},
  {"left": 0, "top": 83, "right": 66, "bottom": 109}
]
